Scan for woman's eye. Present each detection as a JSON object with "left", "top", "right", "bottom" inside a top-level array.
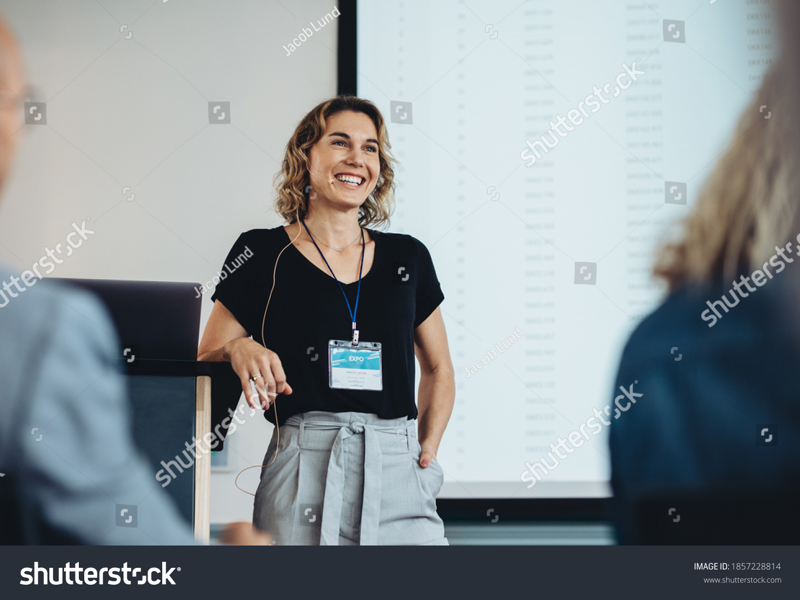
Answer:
[{"left": 332, "top": 140, "right": 377, "bottom": 153}]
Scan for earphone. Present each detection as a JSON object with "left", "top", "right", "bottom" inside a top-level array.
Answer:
[{"left": 233, "top": 205, "right": 302, "bottom": 496}]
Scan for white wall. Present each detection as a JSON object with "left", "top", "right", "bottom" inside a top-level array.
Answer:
[{"left": 0, "top": 0, "right": 339, "bottom": 523}]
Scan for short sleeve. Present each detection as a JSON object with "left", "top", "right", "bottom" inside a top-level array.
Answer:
[
  {"left": 209, "top": 231, "right": 261, "bottom": 337},
  {"left": 412, "top": 237, "right": 445, "bottom": 329}
]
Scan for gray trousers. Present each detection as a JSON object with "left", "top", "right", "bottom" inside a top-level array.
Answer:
[{"left": 252, "top": 410, "right": 448, "bottom": 545}]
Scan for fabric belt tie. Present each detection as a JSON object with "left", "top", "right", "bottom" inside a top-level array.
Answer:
[{"left": 303, "top": 420, "right": 408, "bottom": 545}]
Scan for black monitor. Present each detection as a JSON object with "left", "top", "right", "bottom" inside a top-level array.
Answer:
[
  {"left": 56, "top": 278, "right": 202, "bottom": 361},
  {"left": 56, "top": 276, "right": 243, "bottom": 455}
]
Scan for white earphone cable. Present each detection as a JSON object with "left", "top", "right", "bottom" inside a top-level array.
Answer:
[{"left": 233, "top": 206, "right": 302, "bottom": 496}]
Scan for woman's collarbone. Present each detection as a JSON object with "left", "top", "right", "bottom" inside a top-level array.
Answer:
[{"left": 298, "top": 241, "right": 374, "bottom": 280}]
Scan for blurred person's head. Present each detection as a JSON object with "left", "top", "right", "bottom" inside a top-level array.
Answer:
[
  {"left": 273, "top": 95, "right": 396, "bottom": 228},
  {"left": 0, "top": 14, "right": 275, "bottom": 547},
  {"left": 652, "top": 53, "right": 800, "bottom": 291},
  {"left": 655, "top": 2, "right": 800, "bottom": 293},
  {"left": 0, "top": 15, "right": 25, "bottom": 196}
]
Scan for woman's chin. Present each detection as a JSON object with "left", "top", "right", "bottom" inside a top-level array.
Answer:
[{"left": 323, "top": 196, "right": 368, "bottom": 210}]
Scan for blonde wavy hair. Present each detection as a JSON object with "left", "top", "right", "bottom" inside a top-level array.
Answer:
[
  {"left": 273, "top": 95, "right": 396, "bottom": 229},
  {"left": 653, "top": 55, "right": 800, "bottom": 291}
]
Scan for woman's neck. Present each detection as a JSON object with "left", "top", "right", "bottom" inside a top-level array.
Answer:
[{"left": 300, "top": 206, "right": 364, "bottom": 248}]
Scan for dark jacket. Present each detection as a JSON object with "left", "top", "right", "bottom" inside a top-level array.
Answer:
[{"left": 609, "top": 275, "right": 800, "bottom": 542}]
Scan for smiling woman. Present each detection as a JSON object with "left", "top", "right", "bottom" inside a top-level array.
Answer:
[
  {"left": 273, "top": 96, "right": 396, "bottom": 230},
  {"left": 197, "top": 95, "right": 456, "bottom": 546}
]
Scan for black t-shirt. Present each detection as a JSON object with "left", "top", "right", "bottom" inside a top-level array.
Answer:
[{"left": 210, "top": 225, "right": 445, "bottom": 426}]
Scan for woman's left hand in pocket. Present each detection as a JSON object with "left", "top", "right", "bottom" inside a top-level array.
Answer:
[{"left": 419, "top": 442, "right": 438, "bottom": 468}]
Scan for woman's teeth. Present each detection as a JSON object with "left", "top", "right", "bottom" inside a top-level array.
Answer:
[{"left": 335, "top": 175, "right": 363, "bottom": 188}]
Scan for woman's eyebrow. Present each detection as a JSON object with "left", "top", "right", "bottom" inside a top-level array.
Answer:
[{"left": 327, "top": 131, "right": 379, "bottom": 145}]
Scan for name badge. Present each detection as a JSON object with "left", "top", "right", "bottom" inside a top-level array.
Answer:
[{"left": 328, "top": 340, "right": 383, "bottom": 391}]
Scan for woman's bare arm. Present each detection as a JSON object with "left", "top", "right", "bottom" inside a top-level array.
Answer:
[
  {"left": 198, "top": 300, "right": 292, "bottom": 407},
  {"left": 413, "top": 306, "right": 455, "bottom": 468},
  {"left": 197, "top": 300, "right": 248, "bottom": 361}
]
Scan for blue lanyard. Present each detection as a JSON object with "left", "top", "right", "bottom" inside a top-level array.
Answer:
[{"left": 300, "top": 219, "right": 365, "bottom": 345}]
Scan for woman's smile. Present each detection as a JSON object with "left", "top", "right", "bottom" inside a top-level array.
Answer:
[{"left": 333, "top": 172, "right": 366, "bottom": 189}]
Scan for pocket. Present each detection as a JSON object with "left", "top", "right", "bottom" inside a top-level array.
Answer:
[
  {"left": 413, "top": 438, "right": 443, "bottom": 470},
  {"left": 427, "top": 458, "right": 444, "bottom": 493},
  {"left": 255, "top": 424, "right": 296, "bottom": 495}
]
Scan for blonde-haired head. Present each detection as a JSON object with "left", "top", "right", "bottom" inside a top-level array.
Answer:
[
  {"left": 273, "top": 95, "right": 396, "bottom": 229},
  {"left": 654, "top": 56, "right": 800, "bottom": 291}
]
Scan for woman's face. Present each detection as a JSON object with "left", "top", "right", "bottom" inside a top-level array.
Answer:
[{"left": 306, "top": 110, "right": 380, "bottom": 212}]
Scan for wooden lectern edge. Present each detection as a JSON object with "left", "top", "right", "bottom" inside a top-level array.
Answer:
[{"left": 194, "top": 375, "right": 212, "bottom": 544}]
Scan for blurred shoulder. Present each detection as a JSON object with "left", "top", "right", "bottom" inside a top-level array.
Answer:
[
  {"left": 219, "top": 227, "right": 294, "bottom": 267},
  {"left": 231, "top": 226, "right": 288, "bottom": 248},
  {"left": 0, "top": 264, "right": 115, "bottom": 341},
  {"left": 619, "top": 286, "right": 702, "bottom": 367},
  {"left": 0, "top": 265, "right": 120, "bottom": 427},
  {"left": 620, "top": 279, "right": 799, "bottom": 372}
]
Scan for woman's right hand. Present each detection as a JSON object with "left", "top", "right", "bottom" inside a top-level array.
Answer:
[
  {"left": 223, "top": 337, "right": 293, "bottom": 409},
  {"left": 220, "top": 522, "right": 273, "bottom": 545}
]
